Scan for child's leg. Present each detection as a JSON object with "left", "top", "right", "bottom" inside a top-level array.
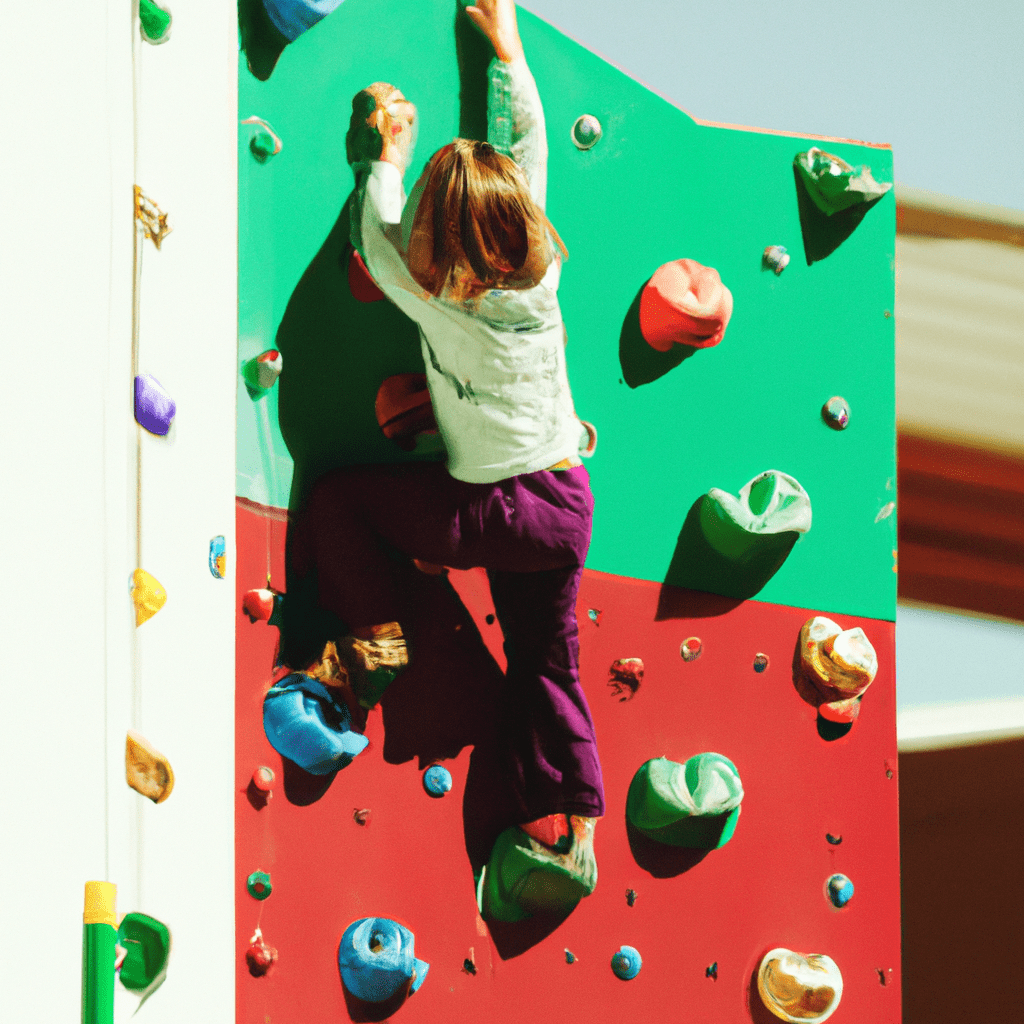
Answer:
[{"left": 487, "top": 563, "right": 605, "bottom": 823}]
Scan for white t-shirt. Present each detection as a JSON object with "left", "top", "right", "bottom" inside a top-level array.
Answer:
[{"left": 359, "top": 59, "right": 582, "bottom": 484}]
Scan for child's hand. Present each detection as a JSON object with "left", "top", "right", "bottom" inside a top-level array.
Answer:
[{"left": 465, "top": 0, "right": 524, "bottom": 64}]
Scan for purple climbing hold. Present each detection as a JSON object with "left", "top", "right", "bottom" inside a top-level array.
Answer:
[{"left": 134, "top": 374, "right": 176, "bottom": 435}]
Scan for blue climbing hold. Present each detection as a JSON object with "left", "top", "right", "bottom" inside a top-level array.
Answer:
[
  {"left": 209, "top": 535, "right": 226, "bottom": 579},
  {"left": 611, "top": 945, "right": 642, "bottom": 980},
  {"left": 263, "top": 673, "right": 369, "bottom": 775},
  {"left": 337, "top": 918, "right": 429, "bottom": 1004},
  {"left": 827, "top": 873, "right": 855, "bottom": 908},
  {"left": 422, "top": 764, "right": 452, "bottom": 797}
]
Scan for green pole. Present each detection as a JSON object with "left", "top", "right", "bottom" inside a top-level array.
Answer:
[{"left": 82, "top": 881, "right": 117, "bottom": 1024}]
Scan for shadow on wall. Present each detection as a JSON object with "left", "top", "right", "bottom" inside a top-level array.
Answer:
[
  {"left": 274, "top": 198, "right": 428, "bottom": 514},
  {"left": 618, "top": 279, "right": 698, "bottom": 388},
  {"left": 793, "top": 166, "right": 885, "bottom": 265},
  {"left": 655, "top": 498, "right": 797, "bottom": 619}
]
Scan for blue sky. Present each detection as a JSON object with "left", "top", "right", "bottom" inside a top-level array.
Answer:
[{"left": 522, "top": 0, "right": 1024, "bottom": 210}]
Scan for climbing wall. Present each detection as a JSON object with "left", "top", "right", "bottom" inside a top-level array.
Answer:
[{"left": 236, "top": 1, "right": 899, "bottom": 1021}]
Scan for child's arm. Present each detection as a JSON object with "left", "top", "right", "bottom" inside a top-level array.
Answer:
[
  {"left": 467, "top": 0, "right": 548, "bottom": 210},
  {"left": 348, "top": 89, "right": 426, "bottom": 302}
]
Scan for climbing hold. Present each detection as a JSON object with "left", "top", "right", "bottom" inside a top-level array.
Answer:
[
  {"left": 625, "top": 888, "right": 638, "bottom": 907},
  {"left": 131, "top": 568, "right": 167, "bottom": 626},
  {"left": 139, "top": 0, "right": 172, "bottom": 44},
  {"left": 762, "top": 245, "right": 790, "bottom": 275},
  {"left": 134, "top": 186, "right": 172, "bottom": 249},
  {"left": 246, "top": 928, "right": 277, "bottom": 977},
  {"left": 706, "top": 961, "right": 718, "bottom": 980},
  {"left": 578, "top": 419, "right": 598, "bottom": 457},
  {"left": 375, "top": 374, "right": 439, "bottom": 452},
  {"left": 134, "top": 374, "right": 176, "bottom": 436},
  {"left": 353, "top": 808, "right": 372, "bottom": 826},
  {"left": 462, "top": 957, "right": 476, "bottom": 975},
  {"left": 208, "top": 535, "right": 227, "bottom": 579},
  {"left": 757, "top": 948, "right": 843, "bottom": 1023},
  {"left": 251, "top": 766, "right": 275, "bottom": 793},
  {"left": 564, "top": 949, "right": 576, "bottom": 964},
  {"left": 117, "top": 912, "right": 170, "bottom": 993},
  {"left": 794, "top": 147, "right": 892, "bottom": 216},
  {"left": 477, "top": 817, "right": 597, "bottom": 922},
  {"left": 241, "top": 116, "right": 282, "bottom": 163},
  {"left": 821, "top": 396, "right": 850, "bottom": 430},
  {"left": 680, "top": 637, "right": 703, "bottom": 662},
  {"left": 753, "top": 652, "right": 770, "bottom": 673},
  {"left": 826, "top": 833, "right": 842, "bottom": 846},
  {"left": 246, "top": 870, "right": 272, "bottom": 901},
  {"left": 243, "top": 588, "right": 281, "bottom": 623},
  {"left": 241, "top": 349, "right": 283, "bottom": 397},
  {"left": 422, "top": 764, "right": 453, "bottom": 797},
  {"left": 571, "top": 114, "right": 603, "bottom": 151},
  {"left": 701, "top": 471, "right": 812, "bottom": 561},
  {"left": 344, "top": 246, "right": 384, "bottom": 302},
  {"left": 626, "top": 754, "right": 743, "bottom": 849},
  {"left": 877, "top": 968, "right": 893, "bottom": 986},
  {"left": 826, "top": 874, "right": 854, "bottom": 908},
  {"left": 337, "top": 918, "right": 429, "bottom": 1003},
  {"left": 587, "top": 608, "right": 602, "bottom": 626},
  {"left": 799, "top": 616, "right": 878, "bottom": 722},
  {"left": 875, "top": 501, "right": 895, "bottom": 523},
  {"left": 263, "top": 673, "right": 369, "bottom": 775},
  {"left": 608, "top": 657, "right": 644, "bottom": 701},
  {"left": 485, "top": 613, "right": 496, "bottom": 625},
  {"left": 125, "top": 731, "right": 174, "bottom": 804},
  {"left": 610, "top": 945, "right": 642, "bottom": 980},
  {"left": 639, "top": 259, "right": 733, "bottom": 352}
]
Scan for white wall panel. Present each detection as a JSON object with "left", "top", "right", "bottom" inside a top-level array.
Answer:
[{"left": 0, "top": 1, "right": 235, "bottom": 1020}]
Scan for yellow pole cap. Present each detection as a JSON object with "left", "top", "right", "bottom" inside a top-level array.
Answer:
[{"left": 83, "top": 881, "right": 117, "bottom": 927}]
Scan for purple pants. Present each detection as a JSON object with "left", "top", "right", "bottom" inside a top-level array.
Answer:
[{"left": 288, "top": 462, "right": 605, "bottom": 821}]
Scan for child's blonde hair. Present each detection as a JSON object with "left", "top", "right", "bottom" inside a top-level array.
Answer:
[{"left": 408, "top": 139, "right": 568, "bottom": 301}]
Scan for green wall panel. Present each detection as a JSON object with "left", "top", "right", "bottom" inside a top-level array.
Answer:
[{"left": 238, "top": 0, "right": 896, "bottom": 621}]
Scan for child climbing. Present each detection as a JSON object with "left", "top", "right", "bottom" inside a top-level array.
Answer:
[{"left": 282, "top": 0, "right": 604, "bottom": 922}]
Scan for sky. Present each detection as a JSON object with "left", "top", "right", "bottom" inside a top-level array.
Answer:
[{"left": 521, "top": 0, "right": 1024, "bottom": 211}]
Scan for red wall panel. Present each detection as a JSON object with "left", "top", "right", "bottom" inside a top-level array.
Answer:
[{"left": 236, "top": 501, "right": 901, "bottom": 1023}]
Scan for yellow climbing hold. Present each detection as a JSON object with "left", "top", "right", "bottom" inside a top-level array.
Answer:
[{"left": 132, "top": 569, "right": 166, "bottom": 626}]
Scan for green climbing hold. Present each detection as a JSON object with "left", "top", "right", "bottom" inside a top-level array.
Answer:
[
  {"left": 139, "top": 0, "right": 172, "bottom": 45},
  {"left": 794, "top": 147, "right": 892, "bottom": 216},
  {"left": 247, "top": 870, "right": 273, "bottom": 901},
  {"left": 117, "top": 912, "right": 171, "bottom": 994},
  {"left": 626, "top": 754, "right": 744, "bottom": 849},
  {"left": 700, "top": 470, "right": 811, "bottom": 563}
]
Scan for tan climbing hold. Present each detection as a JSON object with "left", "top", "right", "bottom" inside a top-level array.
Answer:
[{"left": 125, "top": 730, "right": 175, "bottom": 804}]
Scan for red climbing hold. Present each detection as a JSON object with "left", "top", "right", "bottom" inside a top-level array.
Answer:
[
  {"left": 608, "top": 658, "right": 644, "bottom": 701},
  {"left": 243, "top": 588, "right": 276, "bottom": 622},
  {"left": 348, "top": 248, "right": 385, "bottom": 302},
  {"left": 246, "top": 931, "right": 278, "bottom": 977},
  {"left": 252, "top": 766, "right": 275, "bottom": 792},
  {"left": 375, "top": 374, "right": 438, "bottom": 450}
]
